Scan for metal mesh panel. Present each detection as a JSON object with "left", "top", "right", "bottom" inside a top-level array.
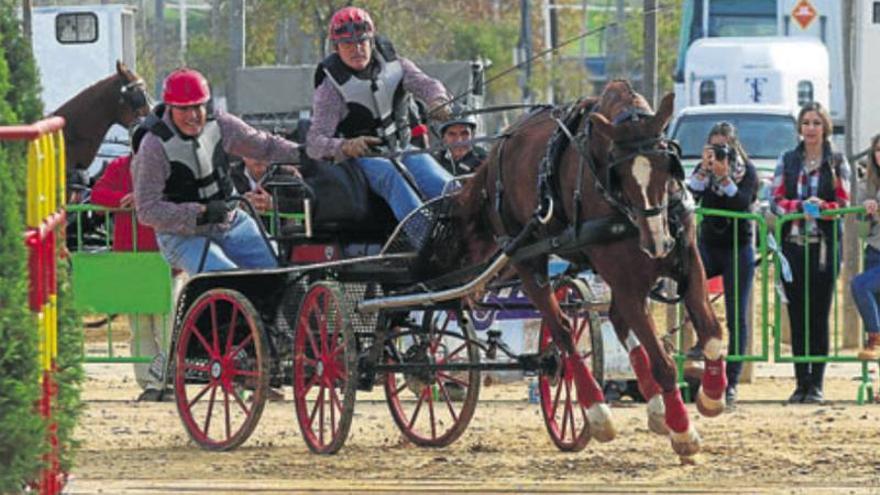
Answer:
[
  {"left": 381, "top": 194, "right": 457, "bottom": 256},
  {"left": 341, "top": 282, "right": 381, "bottom": 335}
]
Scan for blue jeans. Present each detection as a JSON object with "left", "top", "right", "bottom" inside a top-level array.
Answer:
[
  {"left": 156, "top": 210, "right": 278, "bottom": 274},
  {"left": 356, "top": 150, "right": 452, "bottom": 221},
  {"left": 699, "top": 241, "right": 755, "bottom": 388},
  {"left": 851, "top": 245, "right": 880, "bottom": 334}
]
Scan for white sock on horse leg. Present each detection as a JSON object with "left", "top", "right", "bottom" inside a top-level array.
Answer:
[
  {"left": 624, "top": 331, "right": 640, "bottom": 351},
  {"left": 703, "top": 337, "right": 725, "bottom": 361}
]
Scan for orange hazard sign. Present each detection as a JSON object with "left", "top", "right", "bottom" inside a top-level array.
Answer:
[{"left": 792, "top": 0, "right": 818, "bottom": 30}]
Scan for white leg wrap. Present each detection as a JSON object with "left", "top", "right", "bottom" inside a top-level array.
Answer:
[
  {"left": 703, "top": 337, "right": 725, "bottom": 360},
  {"left": 625, "top": 331, "right": 641, "bottom": 352},
  {"left": 587, "top": 403, "right": 616, "bottom": 442},
  {"left": 646, "top": 394, "right": 668, "bottom": 435}
]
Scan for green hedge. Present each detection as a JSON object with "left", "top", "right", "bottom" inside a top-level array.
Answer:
[
  {"left": 0, "top": 2, "right": 83, "bottom": 489},
  {"left": 0, "top": 143, "right": 45, "bottom": 493}
]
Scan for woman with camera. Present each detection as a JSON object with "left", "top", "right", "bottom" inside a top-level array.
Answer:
[
  {"left": 686, "top": 121, "right": 758, "bottom": 407},
  {"left": 772, "top": 102, "right": 850, "bottom": 404}
]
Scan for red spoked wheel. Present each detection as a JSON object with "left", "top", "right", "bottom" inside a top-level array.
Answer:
[
  {"left": 539, "top": 277, "right": 600, "bottom": 452},
  {"left": 174, "top": 288, "right": 269, "bottom": 451},
  {"left": 384, "top": 309, "right": 480, "bottom": 447},
  {"left": 292, "top": 281, "right": 356, "bottom": 454}
]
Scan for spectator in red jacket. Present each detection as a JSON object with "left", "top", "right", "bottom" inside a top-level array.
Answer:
[
  {"left": 92, "top": 154, "right": 160, "bottom": 252},
  {"left": 92, "top": 153, "right": 170, "bottom": 401}
]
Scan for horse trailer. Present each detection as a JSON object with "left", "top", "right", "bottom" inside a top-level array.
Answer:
[{"left": 30, "top": 4, "right": 137, "bottom": 172}]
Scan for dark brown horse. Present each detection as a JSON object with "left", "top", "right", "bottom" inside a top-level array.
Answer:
[
  {"left": 455, "top": 80, "right": 727, "bottom": 458},
  {"left": 51, "top": 60, "right": 149, "bottom": 172}
]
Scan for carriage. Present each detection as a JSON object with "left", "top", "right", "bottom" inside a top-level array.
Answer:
[
  {"left": 163, "top": 162, "right": 612, "bottom": 454},
  {"left": 160, "top": 78, "right": 732, "bottom": 461}
]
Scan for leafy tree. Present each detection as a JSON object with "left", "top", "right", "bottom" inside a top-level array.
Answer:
[
  {"left": 0, "top": 0, "right": 41, "bottom": 123},
  {"left": 623, "top": 0, "right": 683, "bottom": 96}
]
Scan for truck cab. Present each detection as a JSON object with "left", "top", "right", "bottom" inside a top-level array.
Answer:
[{"left": 682, "top": 37, "right": 829, "bottom": 112}]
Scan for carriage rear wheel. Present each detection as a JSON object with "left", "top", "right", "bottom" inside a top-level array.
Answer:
[
  {"left": 538, "top": 277, "right": 599, "bottom": 452},
  {"left": 174, "top": 288, "right": 269, "bottom": 451},
  {"left": 292, "top": 281, "right": 357, "bottom": 454},
  {"left": 383, "top": 309, "right": 480, "bottom": 447}
]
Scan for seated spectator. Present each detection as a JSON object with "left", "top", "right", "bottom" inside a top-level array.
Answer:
[{"left": 852, "top": 133, "right": 880, "bottom": 361}]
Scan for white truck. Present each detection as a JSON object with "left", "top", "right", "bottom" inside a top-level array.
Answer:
[
  {"left": 30, "top": 4, "right": 137, "bottom": 173},
  {"left": 681, "top": 37, "right": 829, "bottom": 113},
  {"left": 675, "top": 0, "right": 880, "bottom": 155}
]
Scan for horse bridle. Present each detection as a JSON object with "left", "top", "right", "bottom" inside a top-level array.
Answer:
[
  {"left": 604, "top": 135, "right": 684, "bottom": 219},
  {"left": 120, "top": 77, "right": 149, "bottom": 112}
]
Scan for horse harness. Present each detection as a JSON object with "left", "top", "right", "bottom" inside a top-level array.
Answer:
[{"left": 490, "top": 101, "right": 693, "bottom": 295}]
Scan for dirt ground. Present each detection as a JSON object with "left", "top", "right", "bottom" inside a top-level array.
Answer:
[{"left": 65, "top": 357, "right": 880, "bottom": 495}]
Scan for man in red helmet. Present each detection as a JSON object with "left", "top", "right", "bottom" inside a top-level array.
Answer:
[
  {"left": 307, "top": 6, "right": 454, "bottom": 248},
  {"left": 132, "top": 68, "right": 302, "bottom": 274}
]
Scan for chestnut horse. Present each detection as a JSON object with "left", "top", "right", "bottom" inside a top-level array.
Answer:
[
  {"left": 51, "top": 60, "right": 150, "bottom": 173},
  {"left": 455, "top": 80, "right": 727, "bottom": 458}
]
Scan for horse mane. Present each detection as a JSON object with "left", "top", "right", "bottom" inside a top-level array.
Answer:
[
  {"left": 52, "top": 71, "right": 127, "bottom": 170},
  {"left": 51, "top": 71, "right": 122, "bottom": 121}
]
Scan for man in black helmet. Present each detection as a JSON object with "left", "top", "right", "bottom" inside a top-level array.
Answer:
[{"left": 434, "top": 112, "right": 486, "bottom": 176}]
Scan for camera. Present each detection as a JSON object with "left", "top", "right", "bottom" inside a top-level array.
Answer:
[{"left": 712, "top": 144, "right": 736, "bottom": 163}]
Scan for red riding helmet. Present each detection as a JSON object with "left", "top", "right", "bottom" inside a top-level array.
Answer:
[
  {"left": 328, "top": 7, "right": 374, "bottom": 44},
  {"left": 162, "top": 68, "right": 210, "bottom": 106}
]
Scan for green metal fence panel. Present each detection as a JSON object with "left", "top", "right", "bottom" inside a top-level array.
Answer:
[
  {"left": 694, "top": 207, "right": 772, "bottom": 363},
  {"left": 773, "top": 206, "right": 874, "bottom": 403},
  {"left": 71, "top": 252, "right": 172, "bottom": 314}
]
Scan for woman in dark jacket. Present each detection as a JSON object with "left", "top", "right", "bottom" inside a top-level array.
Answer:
[
  {"left": 772, "top": 102, "right": 850, "bottom": 404},
  {"left": 686, "top": 121, "right": 758, "bottom": 407}
]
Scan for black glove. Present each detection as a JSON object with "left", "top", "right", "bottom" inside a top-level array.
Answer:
[{"left": 197, "top": 200, "right": 231, "bottom": 225}]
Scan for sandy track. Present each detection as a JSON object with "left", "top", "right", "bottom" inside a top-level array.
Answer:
[{"left": 66, "top": 365, "right": 880, "bottom": 494}]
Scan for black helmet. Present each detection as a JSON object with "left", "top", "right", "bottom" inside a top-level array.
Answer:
[{"left": 438, "top": 104, "right": 477, "bottom": 135}]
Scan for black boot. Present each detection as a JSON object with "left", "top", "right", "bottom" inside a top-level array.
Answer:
[
  {"left": 788, "top": 363, "right": 808, "bottom": 403},
  {"left": 803, "top": 363, "right": 825, "bottom": 404}
]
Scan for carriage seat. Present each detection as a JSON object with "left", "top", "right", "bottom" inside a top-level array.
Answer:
[{"left": 273, "top": 149, "right": 396, "bottom": 244}]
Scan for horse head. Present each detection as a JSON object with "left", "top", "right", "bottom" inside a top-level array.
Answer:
[
  {"left": 588, "top": 81, "right": 678, "bottom": 259},
  {"left": 114, "top": 60, "right": 150, "bottom": 126}
]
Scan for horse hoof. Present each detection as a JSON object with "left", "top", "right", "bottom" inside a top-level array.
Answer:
[
  {"left": 587, "top": 403, "right": 616, "bottom": 442},
  {"left": 696, "top": 388, "right": 725, "bottom": 418},
  {"left": 646, "top": 395, "right": 669, "bottom": 435},
  {"left": 669, "top": 423, "right": 701, "bottom": 456}
]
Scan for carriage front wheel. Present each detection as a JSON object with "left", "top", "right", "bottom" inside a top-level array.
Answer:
[
  {"left": 538, "top": 277, "right": 601, "bottom": 452},
  {"left": 383, "top": 309, "right": 481, "bottom": 447},
  {"left": 292, "top": 281, "right": 357, "bottom": 454},
  {"left": 174, "top": 288, "right": 269, "bottom": 451}
]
